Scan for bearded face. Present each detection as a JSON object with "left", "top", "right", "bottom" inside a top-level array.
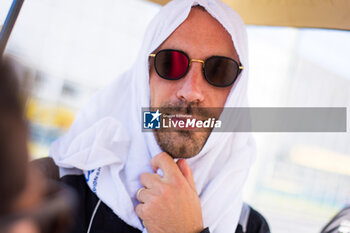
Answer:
[
  {"left": 151, "top": 102, "right": 221, "bottom": 158},
  {"left": 148, "top": 7, "right": 238, "bottom": 158}
]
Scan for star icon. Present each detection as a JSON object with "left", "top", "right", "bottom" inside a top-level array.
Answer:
[{"left": 150, "top": 110, "right": 161, "bottom": 122}]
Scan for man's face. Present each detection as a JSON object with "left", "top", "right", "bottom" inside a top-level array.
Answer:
[{"left": 149, "top": 7, "right": 239, "bottom": 158}]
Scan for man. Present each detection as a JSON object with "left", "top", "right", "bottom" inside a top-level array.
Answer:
[{"left": 50, "top": 0, "right": 256, "bottom": 232}]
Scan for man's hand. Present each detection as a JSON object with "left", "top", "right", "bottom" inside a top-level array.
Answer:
[{"left": 135, "top": 152, "right": 204, "bottom": 233}]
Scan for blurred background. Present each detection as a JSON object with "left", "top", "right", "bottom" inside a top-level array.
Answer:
[{"left": 1, "top": 0, "right": 349, "bottom": 232}]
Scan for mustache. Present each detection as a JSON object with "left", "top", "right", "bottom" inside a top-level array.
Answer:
[{"left": 157, "top": 101, "right": 220, "bottom": 120}]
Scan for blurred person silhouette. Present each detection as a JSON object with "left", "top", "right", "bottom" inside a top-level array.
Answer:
[{"left": 0, "top": 58, "right": 77, "bottom": 233}]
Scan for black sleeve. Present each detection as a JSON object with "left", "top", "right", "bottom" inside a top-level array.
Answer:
[
  {"left": 60, "top": 174, "right": 93, "bottom": 233},
  {"left": 246, "top": 207, "right": 271, "bottom": 233},
  {"left": 320, "top": 206, "right": 350, "bottom": 233},
  {"left": 61, "top": 174, "right": 141, "bottom": 233},
  {"left": 200, "top": 227, "right": 210, "bottom": 233},
  {"left": 235, "top": 206, "right": 271, "bottom": 233}
]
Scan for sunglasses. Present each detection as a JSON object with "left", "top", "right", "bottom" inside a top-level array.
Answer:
[{"left": 149, "top": 49, "right": 243, "bottom": 87}]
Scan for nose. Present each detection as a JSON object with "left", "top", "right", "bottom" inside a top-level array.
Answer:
[{"left": 176, "top": 62, "right": 205, "bottom": 104}]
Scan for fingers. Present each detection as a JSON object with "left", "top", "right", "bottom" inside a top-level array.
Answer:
[
  {"left": 136, "top": 187, "right": 152, "bottom": 203},
  {"left": 135, "top": 204, "right": 150, "bottom": 228},
  {"left": 176, "top": 159, "right": 197, "bottom": 192},
  {"left": 136, "top": 187, "right": 145, "bottom": 201},
  {"left": 151, "top": 152, "right": 179, "bottom": 180},
  {"left": 140, "top": 172, "right": 162, "bottom": 189},
  {"left": 137, "top": 156, "right": 203, "bottom": 233},
  {"left": 150, "top": 153, "right": 196, "bottom": 191},
  {"left": 137, "top": 171, "right": 163, "bottom": 204},
  {"left": 135, "top": 203, "right": 145, "bottom": 220}
]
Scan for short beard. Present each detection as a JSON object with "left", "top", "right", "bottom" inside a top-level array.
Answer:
[
  {"left": 154, "top": 130, "right": 210, "bottom": 158},
  {"left": 152, "top": 101, "right": 219, "bottom": 159}
]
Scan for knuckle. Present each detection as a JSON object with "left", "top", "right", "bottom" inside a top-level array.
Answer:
[
  {"left": 135, "top": 204, "right": 143, "bottom": 217},
  {"left": 171, "top": 174, "right": 184, "bottom": 187},
  {"left": 142, "top": 204, "right": 151, "bottom": 218},
  {"left": 136, "top": 204, "right": 152, "bottom": 220},
  {"left": 148, "top": 196, "right": 157, "bottom": 206},
  {"left": 140, "top": 173, "right": 148, "bottom": 183},
  {"left": 159, "top": 183, "right": 171, "bottom": 196},
  {"left": 156, "top": 152, "right": 168, "bottom": 161},
  {"left": 150, "top": 156, "right": 157, "bottom": 167}
]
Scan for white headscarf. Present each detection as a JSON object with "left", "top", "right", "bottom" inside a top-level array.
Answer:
[{"left": 50, "top": 0, "right": 256, "bottom": 232}]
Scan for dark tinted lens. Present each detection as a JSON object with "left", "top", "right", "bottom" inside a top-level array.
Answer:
[
  {"left": 155, "top": 50, "right": 189, "bottom": 80},
  {"left": 204, "top": 57, "right": 239, "bottom": 87}
]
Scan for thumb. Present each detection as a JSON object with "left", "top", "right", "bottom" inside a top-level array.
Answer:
[{"left": 176, "top": 159, "right": 197, "bottom": 192}]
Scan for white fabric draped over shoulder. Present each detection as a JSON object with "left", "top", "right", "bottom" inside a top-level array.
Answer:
[{"left": 50, "top": 0, "right": 256, "bottom": 232}]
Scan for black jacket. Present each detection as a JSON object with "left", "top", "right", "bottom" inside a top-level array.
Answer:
[
  {"left": 62, "top": 174, "right": 270, "bottom": 233},
  {"left": 320, "top": 206, "right": 350, "bottom": 233}
]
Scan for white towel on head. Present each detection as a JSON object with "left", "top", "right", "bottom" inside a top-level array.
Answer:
[{"left": 50, "top": 0, "right": 256, "bottom": 232}]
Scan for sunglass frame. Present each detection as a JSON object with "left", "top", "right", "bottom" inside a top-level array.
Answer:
[{"left": 150, "top": 49, "right": 243, "bottom": 87}]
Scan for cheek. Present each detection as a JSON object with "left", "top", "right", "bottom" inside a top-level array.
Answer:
[
  {"left": 220, "top": 88, "right": 231, "bottom": 106},
  {"left": 206, "top": 87, "right": 231, "bottom": 107},
  {"left": 149, "top": 71, "right": 156, "bottom": 106},
  {"left": 149, "top": 71, "right": 176, "bottom": 107}
]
